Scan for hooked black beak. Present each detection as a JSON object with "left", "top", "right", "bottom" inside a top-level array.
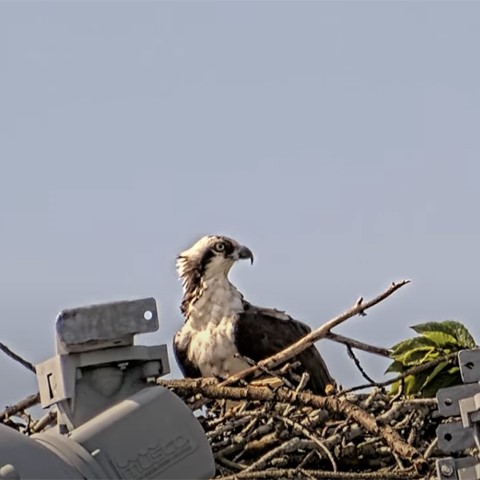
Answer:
[{"left": 237, "top": 245, "right": 254, "bottom": 265}]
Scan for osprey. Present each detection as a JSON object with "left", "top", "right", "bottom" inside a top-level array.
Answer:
[{"left": 173, "top": 235, "right": 334, "bottom": 395}]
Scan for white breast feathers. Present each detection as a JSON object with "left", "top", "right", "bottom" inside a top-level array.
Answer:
[{"left": 179, "top": 276, "right": 250, "bottom": 378}]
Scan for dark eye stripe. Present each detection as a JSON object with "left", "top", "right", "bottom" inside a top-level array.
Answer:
[
  {"left": 221, "top": 240, "right": 235, "bottom": 256},
  {"left": 199, "top": 249, "right": 215, "bottom": 272}
]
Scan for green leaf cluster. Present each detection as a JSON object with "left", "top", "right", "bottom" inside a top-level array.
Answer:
[{"left": 386, "top": 320, "right": 476, "bottom": 398}]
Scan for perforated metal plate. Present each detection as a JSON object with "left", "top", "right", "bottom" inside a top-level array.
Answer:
[
  {"left": 437, "top": 383, "right": 480, "bottom": 417},
  {"left": 437, "top": 422, "right": 476, "bottom": 453},
  {"left": 459, "top": 349, "right": 480, "bottom": 384},
  {"left": 56, "top": 298, "right": 159, "bottom": 353}
]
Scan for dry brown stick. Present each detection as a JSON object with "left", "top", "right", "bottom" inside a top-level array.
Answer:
[
  {"left": 297, "top": 449, "right": 317, "bottom": 469},
  {"left": 212, "top": 413, "right": 275, "bottom": 458},
  {"left": 275, "top": 361, "right": 302, "bottom": 376},
  {"left": 160, "top": 379, "right": 427, "bottom": 473},
  {"left": 346, "top": 344, "right": 378, "bottom": 385},
  {"left": 242, "top": 437, "right": 301, "bottom": 472},
  {"left": 220, "top": 467, "right": 420, "bottom": 479},
  {"left": 392, "top": 451, "right": 407, "bottom": 471},
  {"left": 31, "top": 411, "right": 56, "bottom": 433},
  {"left": 217, "top": 456, "right": 247, "bottom": 471},
  {"left": 273, "top": 413, "right": 337, "bottom": 471},
  {"left": 0, "top": 342, "right": 36, "bottom": 373},
  {"left": 219, "top": 280, "right": 410, "bottom": 387},
  {"left": 208, "top": 416, "right": 253, "bottom": 440},
  {"left": 423, "top": 438, "right": 438, "bottom": 459},
  {"left": 242, "top": 430, "right": 277, "bottom": 454},
  {"left": 282, "top": 371, "right": 309, "bottom": 416},
  {"left": 326, "top": 332, "right": 391, "bottom": 357},
  {"left": 239, "top": 355, "right": 296, "bottom": 389},
  {"left": 377, "top": 400, "right": 433, "bottom": 425},
  {"left": 0, "top": 393, "right": 40, "bottom": 421}
]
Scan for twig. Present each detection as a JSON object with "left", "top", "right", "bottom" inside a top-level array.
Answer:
[
  {"left": 31, "top": 411, "right": 56, "bottom": 433},
  {"left": 217, "top": 456, "right": 247, "bottom": 471},
  {"left": 346, "top": 345, "right": 378, "bottom": 386},
  {"left": 273, "top": 413, "right": 337, "bottom": 471},
  {"left": 389, "top": 381, "right": 405, "bottom": 404},
  {"left": 238, "top": 354, "right": 296, "bottom": 390},
  {"left": 282, "top": 372, "right": 310, "bottom": 416},
  {"left": 377, "top": 401, "right": 434, "bottom": 425},
  {"left": 423, "top": 438, "right": 438, "bottom": 459},
  {"left": 0, "top": 393, "right": 40, "bottom": 421},
  {"left": 243, "top": 431, "right": 278, "bottom": 454},
  {"left": 326, "top": 332, "right": 391, "bottom": 357},
  {"left": 276, "top": 361, "right": 302, "bottom": 375},
  {"left": 0, "top": 342, "right": 36, "bottom": 373},
  {"left": 242, "top": 437, "right": 301, "bottom": 472},
  {"left": 219, "top": 280, "right": 410, "bottom": 387},
  {"left": 392, "top": 451, "right": 407, "bottom": 470},
  {"left": 220, "top": 467, "right": 420, "bottom": 479},
  {"left": 342, "top": 351, "right": 458, "bottom": 394},
  {"left": 208, "top": 417, "right": 253, "bottom": 440},
  {"left": 298, "top": 449, "right": 317, "bottom": 469}
]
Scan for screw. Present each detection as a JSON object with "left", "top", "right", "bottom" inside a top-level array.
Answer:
[
  {"left": 0, "top": 464, "right": 20, "bottom": 480},
  {"left": 440, "top": 464, "right": 454, "bottom": 477}
]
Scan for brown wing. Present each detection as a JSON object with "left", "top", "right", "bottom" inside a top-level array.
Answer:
[{"left": 234, "top": 304, "right": 334, "bottom": 395}]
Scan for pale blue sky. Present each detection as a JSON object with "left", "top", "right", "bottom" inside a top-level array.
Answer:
[{"left": 1, "top": 1, "right": 480, "bottom": 405}]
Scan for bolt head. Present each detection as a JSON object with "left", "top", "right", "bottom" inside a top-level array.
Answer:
[{"left": 440, "top": 464, "right": 454, "bottom": 477}]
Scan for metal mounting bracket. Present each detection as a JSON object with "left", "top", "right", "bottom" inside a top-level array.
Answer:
[
  {"left": 35, "top": 297, "right": 170, "bottom": 432},
  {"left": 436, "top": 349, "right": 480, "bottom": 480}
]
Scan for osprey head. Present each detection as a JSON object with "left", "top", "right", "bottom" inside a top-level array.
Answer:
[{"left": 176, "top": 235, "right": 254, "bottom": 285}]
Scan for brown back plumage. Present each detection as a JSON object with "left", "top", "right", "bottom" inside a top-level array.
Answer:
[{"left": 234, "top": 302, "right": 335, "bottom": 395}]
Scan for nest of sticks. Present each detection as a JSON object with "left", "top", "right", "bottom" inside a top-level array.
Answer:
[
  {"left": 158, "top": 373, "right": 442, "bottom": 480},
  {"left": 1, "top": 280, "right": 476, "bottom": 479}
]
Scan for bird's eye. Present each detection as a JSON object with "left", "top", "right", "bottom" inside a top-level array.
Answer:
[{"left": 214, "top": 242, "right": 225, "bottom": 252}]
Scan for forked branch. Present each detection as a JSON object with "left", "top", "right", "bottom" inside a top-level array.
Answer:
[{"left": 221, "top": 280, "right": 410, "bottom": 387}]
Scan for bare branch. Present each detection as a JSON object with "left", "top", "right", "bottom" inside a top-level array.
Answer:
[
  {"left": 219, "top": 466, "right": 419, "bottom": 479},
  {"left": 326, "top": 332, "right": 391, "bottom": 357},
  {"left": 220, "top": 280, "right": 410, "bottom": 387},
  {"left": 242, "top": 437, "right": 302, "bottom": 472},
  {"left": 0, "top": 341, "right": 36, "bottom": 373},
  {"left": 273, "top": 413, "right": 337, "bottom": 472},
  {"left": 342, "top": 351, "right": 458, "bottom": 394},
  {"left": 31, "top": 411, "right": 57, "bottom": 433},
  {"left": 0, "top": 393, "right": 40, "bottom": 421},
  {"left": 346, "top": 345, "right": 378, "bottom": 386}
]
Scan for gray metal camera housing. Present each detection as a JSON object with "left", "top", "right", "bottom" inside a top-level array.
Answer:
[
  {"left": 0, "top": 297, "right": 216, "bottom": 479},
  {"left": 36, "top": 297, "right": 170, "bottom": 431}
]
